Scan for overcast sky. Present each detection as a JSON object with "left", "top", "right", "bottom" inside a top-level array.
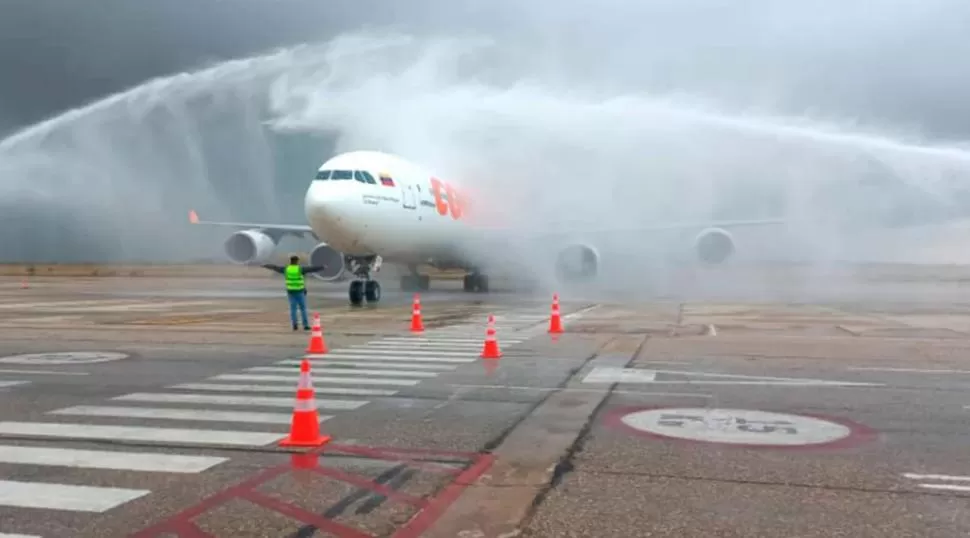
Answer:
[
  {"left": 2, "top": 0, "right": 970, "bottom": 140},
  {"left": 2, "top": 0, "right": 970, "bottom": 263}
]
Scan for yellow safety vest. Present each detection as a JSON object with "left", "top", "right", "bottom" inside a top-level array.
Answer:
[{"left": 284, "top": 265, "right": 305, "bottom": 291}]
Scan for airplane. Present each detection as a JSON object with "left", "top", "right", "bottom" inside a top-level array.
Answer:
[{"left": 189, "top": 150, "right": 786, "bottom": 306}]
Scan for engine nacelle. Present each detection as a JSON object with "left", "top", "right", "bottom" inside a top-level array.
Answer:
[
  {"left": 224, "top": 230, "right": 277, "bottom": 265},
  {"left": 694, "top": 227, "right": 735, "bottom": 264},
  {"left": 555, "top": 243, "right": 600, "bottom": 282},
  {"left": 308, "top": 243, "right": 349, "bottom": 281}
]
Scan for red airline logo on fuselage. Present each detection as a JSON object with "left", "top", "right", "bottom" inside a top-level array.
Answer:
[{"left": 429, "top": 177, "right": 470, "bottom": 221}]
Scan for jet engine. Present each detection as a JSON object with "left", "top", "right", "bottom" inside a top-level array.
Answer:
[
  {"left": 555, "top": 243, "right": 600, "bottom": 282},
  {"left": 694, "top": 227, "right": 735, "bottom": 264},
  {"left": 224, "top": 230, "right": 277, "bottom": 265},
  {"left": 308, "top": 243, "right": 349, "bottom": 281}
]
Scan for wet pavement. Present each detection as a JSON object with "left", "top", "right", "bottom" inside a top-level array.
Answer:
[{"left": 0, "top": 266, "right": 969, "bottom": 537}]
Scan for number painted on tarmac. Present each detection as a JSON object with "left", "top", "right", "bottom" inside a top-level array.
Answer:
[
  {"left": 0, "top": 351, "right": 130, "bottom": 365},
  {"left": 622, "top": 408, "right": 850, "bottom": 446}
]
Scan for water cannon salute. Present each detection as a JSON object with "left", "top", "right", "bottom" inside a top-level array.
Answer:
[{"left": 4, "top": 3, "right": 970, "bottom": 536}]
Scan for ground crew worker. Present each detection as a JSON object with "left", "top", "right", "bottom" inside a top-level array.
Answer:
[{"left": 262, "top": 255, "right": 326, "bottom": 331}]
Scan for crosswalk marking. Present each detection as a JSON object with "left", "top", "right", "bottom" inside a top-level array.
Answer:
[
  {"left": 0, "top": 305, "right": 585, "bottom": 525},
  {"left": 0, "top": 444, "right": 227, "bottom": 473},
  {"left": 0, "top": 421, "right": 284, "bottom": 446},
  {"left": 367, "top": 340, "right": 500, "bottom": 351},
  {"left": 902, "top": 472, "right": 970, "bottom": 493},
  {"left": 0, "top": 381, "right": 29, "bottom": 389},
  {"left": 303, "top": 354, "right": 473, "bottom": 363},
  {"left": 49, "top": 405, "right": 321, "bottom": 425},
  {"left": 372, "top": 336, "right": 524, "bottom": 347},
  {"left": 169, "top": 383, "right": 398, "bottom": 396},
  {"left": 244, "top": 366, "right": 439, "bottom": 378},
  {"left": 0, "top": 479, "right": 150, "bottom": 512},
  {"left": 252, "top": 361, "right": 456, "bottom": 371},
  {"left": 212, "top": 374, "right": 421, "bottom": 387},
  {"left": 334, "top": 349, "right": 479, "bottom": 357},
  {"left": 113, "top": 392, "right": 368, "bottom": 409}
]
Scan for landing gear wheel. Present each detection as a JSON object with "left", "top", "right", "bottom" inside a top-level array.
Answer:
[
  {"left": 463, "top": 274, "right": 489, "bottom": 293},
  {"left": 364, "top": 280, "right": 381, "bottom": 303},
  {"left": 349, "top": 281, "right": 364, "bottom": 306},
  {"left": 365, "top": 280, "right": 381, "bottom": 303}
]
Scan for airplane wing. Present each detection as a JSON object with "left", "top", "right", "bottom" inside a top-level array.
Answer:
[
  {"left": 187, "top": 210, "right": 317, "bottom": 240},
  {"left": 578, "top": 217, "right": 788, "bottom": 234},
  {"left": 474, "top": 216, "right": 788, "bottom": 239}
]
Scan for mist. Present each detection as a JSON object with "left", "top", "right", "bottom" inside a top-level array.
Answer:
[{"left": 2, "top": 0, "right": 970, "bottom": 299}]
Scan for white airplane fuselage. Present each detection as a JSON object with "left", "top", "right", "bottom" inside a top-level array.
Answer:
[
  {"left": 203, "top": 148, "right": 782, "bottom": 305},
  {"left": 304, "top": 150, "right": 480, "bottom": 268}
]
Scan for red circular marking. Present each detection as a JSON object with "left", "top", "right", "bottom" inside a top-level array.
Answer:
[{"left": 601, "top": 405, "right": 879, "bottom": 451}]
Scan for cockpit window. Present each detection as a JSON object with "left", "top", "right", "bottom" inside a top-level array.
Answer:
[
  {"left": 331, "top": 170, "right": 353, "bottom": 181},
  {"left": 315, "top": 170, "right": 331, "bottom": 180},
  {"left": 355, "top": 171, "right": 377, "bottom": 185}
]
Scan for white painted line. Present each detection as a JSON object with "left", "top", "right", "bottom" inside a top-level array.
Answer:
[
  {"left": 583, "top": 369, "right": 657, "bottom": 383},
  {"left": 903, "top": 473, "right": 970, "bottom": 481},
  {"left": 0, "top": 533, "right": 43, "bottom": 538},
  {"left": 917, "top": 484, "right": 970, "bottom": 492},
  {"left": 0, "top": 381, "right": 29, "bottom": 388},
  {"left": 0, "top": 368, "right": 89, "bottom": 376},
  {"left": 247, "top": 367, "right": 437, "bottom": 378},
  {"left": 850, "top": 367, "right": 970, "bottom": 374},
  {"left": 0, "top": 421, "right": 284, "bottom": 446},
  {"left": 446, "top": 384, "right": 712, "bottom": 398},
  {"left": 259, "top": 361, "right": 456, "bottom": 371},
  {"left": 0, "top": 479, "right": 150, "bottom": 512},
  {"left": 335, "top": 349, "right": 478, "bottom": 357},
  {"left": 366, "top": 342, "right": 487, "bottom": 349},
  {"left": 49, "top": 405, "right": 323, "bottom": 425},
  {"left": 113, "top": 392, "right": 368, "bottom": 410},
  {"left": 170, "top": 383, "right": 398, "bottom": 397},
  {"left": 582, "top": 367, "right": 883, "bottom": 387},
  {"left": 304, "top": 354, "right": 473, "bottom": 364},
  {"left": 377, "top": 338, "right": 524, "bottom": 345},
  {"left": 213, "top": 374, "right": 420, "bottom": 387},
  {"left": 0, "top": 444, "right": 227, "bottom": 473}
]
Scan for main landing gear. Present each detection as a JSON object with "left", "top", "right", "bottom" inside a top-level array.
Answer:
[
  {"left": 347, "top": 255, "right": 382, "bottom": 307},
  {"left": 399, "top": 267, "right": 490, "bottom": 293}
]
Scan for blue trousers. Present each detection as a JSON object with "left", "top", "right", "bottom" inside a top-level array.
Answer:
[{"left": 287, "top": 290, "right": 309, "bottom": 328}]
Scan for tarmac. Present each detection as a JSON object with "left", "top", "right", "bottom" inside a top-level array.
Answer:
[{"left": 0, "top": 265, "right": 968, "bottom": 537}]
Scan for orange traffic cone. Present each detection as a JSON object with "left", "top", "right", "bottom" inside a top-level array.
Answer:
[
  {"left": 548, "top": 293, "right": 564, "bottom": 334},
  {"left": 410, "top": 294, "right": 424, "bottom": 333},
  {"left": 480, "top": 314, "right": 502, "bottom": 359},
  {"left": 20, "top": 278, "right": 28, "bottom": 290},
  {"left": 306, "top": 312, "right": 328, "bottom": 355},
  {"left": 280, "top": 358, "right": 331, "bottom": 447}
]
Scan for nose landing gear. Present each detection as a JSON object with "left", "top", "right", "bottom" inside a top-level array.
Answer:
[{"left": 346, "top": 255, "right": 382, "bottom": 306}]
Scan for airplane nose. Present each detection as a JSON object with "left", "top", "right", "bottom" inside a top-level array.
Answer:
[{"left": 305, "top": 180, "right": 354, "bottom": 228}]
